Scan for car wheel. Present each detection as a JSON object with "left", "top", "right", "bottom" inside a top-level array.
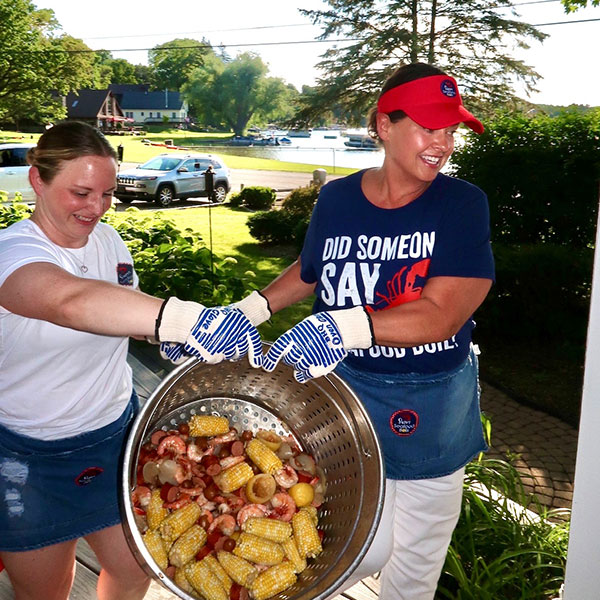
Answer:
[
  {"left": 155, "top": 185, "right": 174, "bottom": 207},
  {"left": 214, "top": 183, "right": 228, "bottom": 203}
]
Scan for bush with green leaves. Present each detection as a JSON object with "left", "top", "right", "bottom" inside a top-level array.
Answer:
[
  {"left": 475, "top": 242, "right": 593, "bottom": 344},
  {"left": 247, "top": 184, "right": 318, "bottom": 247},
  {"left": 228, "top": 186, "right": 276, "bottom": 210},
  {"left": 103, "top": 208, "right": 251, "bottom": 304},
  {"left": 438, "top": 457, "right": 569, "bottom": 599},
  {"left": 0, "top": 198, "right": 33, "bottom": 226},
  {"left": 450, "top": 110, "right": 600, "bottom": 248}
]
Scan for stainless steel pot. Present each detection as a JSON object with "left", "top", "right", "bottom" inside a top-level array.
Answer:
[{"left": 121, "top": 351, "right": 384, "bottom": 600}]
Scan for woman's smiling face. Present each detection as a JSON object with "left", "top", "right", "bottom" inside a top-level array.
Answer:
[
  {"left": 378, "top": 113, "right": 458, "bottom": 185},
  {"left": 30, "top": 155, "right": 117, "bottom": 248}
]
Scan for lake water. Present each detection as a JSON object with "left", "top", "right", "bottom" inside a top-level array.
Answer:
[{"left": 196, "top": 129, "right": 384, "bottom": 173}]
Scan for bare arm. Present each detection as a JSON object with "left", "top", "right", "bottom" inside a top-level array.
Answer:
[
  {"left": 0, "top": 262, "right": 164, "bottom": 337},
  {"left": 260, "top": 258, "right": 316, "bottom": 313},
  {"left": 370, "top": 276, "right": 492, "bottom": 347}
]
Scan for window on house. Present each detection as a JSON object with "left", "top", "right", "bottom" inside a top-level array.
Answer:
[
  {"left": 149, "top": 112, "right": 153, "bottom": 118},
  {"left": 141, "top": 112, "right": 145, "bottom": 116},
  {"left": 156, "top": 112, "right": 161, "bottom": 118},
  {"left": 172, "top": 112, "right": 176, "bottom": 119}
]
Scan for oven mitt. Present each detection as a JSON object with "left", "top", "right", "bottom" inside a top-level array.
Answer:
[
  {"left": 156, "top": 297, "right": 263, "bottom": 367},
  {"left": 262, "top": 306, "right": 373, "bottom": 382}
]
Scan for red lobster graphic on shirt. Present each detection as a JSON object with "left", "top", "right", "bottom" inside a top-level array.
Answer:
[{"left": 366, "top": 259, "right": 431, "bottom": 313}]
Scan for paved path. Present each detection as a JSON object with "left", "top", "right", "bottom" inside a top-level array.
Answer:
[{"left": 480, "top": 382, "right": 577, "bottom": 511}]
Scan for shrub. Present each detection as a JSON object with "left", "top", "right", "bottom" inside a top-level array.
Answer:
[
  {"left": 280, "top": 185, "right": 318, "bottom": 218},
  {"left": 247, "top": 210, "right": 298, "bottom": 245},
  {"left": 450, "top": 110, "right": 600, "bottom": 248},
  {"left": 475, "top": 242, "right": 593, "bottom": 344},
  {"left": 103, "top": 208, "right": 252, "bottom": 305},
  {"left": 0, "top": 198, "right": 33, "bottom": 227},
  {"left": 229, "top": 186, "right": 276, "bottom": 210}
]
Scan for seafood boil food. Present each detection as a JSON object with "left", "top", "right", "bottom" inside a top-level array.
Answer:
[{"left": 131, "top": 415, "right": 327, "bottom": 600}]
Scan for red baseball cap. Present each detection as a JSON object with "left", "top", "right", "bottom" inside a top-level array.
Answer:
[{"left": 377, "top": 74, "right": 484, "bottom": 134}]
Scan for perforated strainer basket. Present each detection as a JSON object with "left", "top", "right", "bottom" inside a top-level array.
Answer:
[{"left": 121, "top": 349, "right": 384, "bottom": 600}]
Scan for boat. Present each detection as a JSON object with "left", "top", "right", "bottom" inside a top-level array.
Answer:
[
  {"left": 286, "top": 129, "right": 312, "bottom": 138},
  {"left": 278, "top": 136, "right": 292, "bottom": 145},
  {"left": 343, "top": 135, "right": 378, "bottom": 150}
]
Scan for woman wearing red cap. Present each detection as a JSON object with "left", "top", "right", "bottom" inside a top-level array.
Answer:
[{"left": 164, "top": 63, "right": 494, "bottom": 598}]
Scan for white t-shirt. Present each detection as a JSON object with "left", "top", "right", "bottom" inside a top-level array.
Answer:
[{"left": 0, "top": 219, "right": 139, "bottom": 440}]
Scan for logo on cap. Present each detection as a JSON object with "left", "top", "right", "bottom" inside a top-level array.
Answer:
[
  {"left": 390, "top": 409, "right": 419, "bottom": 437},
  {"left": 440, "top": 79, "right": 457, "bottom": 98}
]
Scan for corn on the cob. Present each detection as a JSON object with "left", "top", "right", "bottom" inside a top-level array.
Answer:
[
  {"left": 159, "top": 501, "right": 202, "bottom": 546},
  {"left": 213, "top": 461, "right": 254, "bottom": 493},
  {"left": 168, "top": 524, "right": 207, "bottom": 568},
  {"left": 246, "top": 438, "right": 283, "bottom": 475},
  {"left": 249, "top": 561, "right": 297, "bottom": 600},
  {"left": 216, "top": 550, "right": 258, "bottom": 588},
  {"left": 143, "top": 529, "right": 168, "bottom": 571},
  {"left": 242, "top": 517, "right": 292, "bottom": 543},
  {"left": 185, "top": 560, "right": 228, "bottom": 600},
  {"left": 301, "top": 505, "right": 319, "bottom": 526},
  {"left": 292, "top": 509, "right": 323, "bottom": 558},
  {"left": 174, "top": 565, "right": 198, "bottom": 597},
  {"left": 146, "top": 488, "right": 168, "bottom": 530},
  {"left": 282, "top": 536, "right": 307, "bottom": 574},
  {"left": 233, "top": 532, "right": 284, "bottom": 566},
  {"left": 201, "top": 554, "right": 233, "bottom": 593},
  {"left": 188, "top": 415, "right": 230, "bottom": 437}
]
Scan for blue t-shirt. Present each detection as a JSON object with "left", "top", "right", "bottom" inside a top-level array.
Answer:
[{"left": 300, "top": 170, "right": 495, "bottom": 374}]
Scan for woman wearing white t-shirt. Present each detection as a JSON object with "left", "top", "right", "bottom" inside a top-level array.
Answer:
[{"left": 0, "top": 121, "right": 263, "bottom": 600}]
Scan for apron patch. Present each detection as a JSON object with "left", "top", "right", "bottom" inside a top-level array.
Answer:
[
  {"left": 75, "top": 466, "right": 104, "bottom": 486},
  {"left": 390, "top": 409, "right": 419, "bottom": 437}
]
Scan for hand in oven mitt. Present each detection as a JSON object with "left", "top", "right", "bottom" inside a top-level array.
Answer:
[{"left": 262, "top": 307, "right": 373, "bottom": 382}]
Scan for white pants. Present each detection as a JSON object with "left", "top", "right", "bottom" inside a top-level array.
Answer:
[{"left": 327, "top": 467, "right": 465, "bottom": 600}]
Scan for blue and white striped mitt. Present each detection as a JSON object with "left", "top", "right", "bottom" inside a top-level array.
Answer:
[
  {"left": 156, "top": 294, "right": 268, "bottom": 368},
  {"left": 262, "top": 307, "right": 373, "bottom": 383}
]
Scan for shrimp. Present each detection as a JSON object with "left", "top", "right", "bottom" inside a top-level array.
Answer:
[
  {"left": 273, "top": 465, "right": 299, "bottom": 489},
  {"left": 236, "top": 503, "right": 270, "bottom": 527},
  {"left": 219, "top": 455, "right": 246, "bottom": 470},
  {"left": 187, "top": 442, "right": 212, "bottom": 462},
  {"left": 157, "top": 435, "right": 187, "bottom": 456},
  {"left": 270, "top": 492, "right": 296, "bottom": 522},
  {"left": 179, "top": 486, "right": 206, "bottom": 497},
  {"left": 131, "top": 486, "right": 151, "bottom": 508},
  {"left": 217, "top": 494, "right": 245, "bottom": 515},
  {"left": 208, "top": 430, "right": 238, "bottom": 446},
  {"left": 163, "top": 497, "right": 191, "bottom": 510},
  {"left": 207, "top": 514, "right": 237, "bottom": 536}
]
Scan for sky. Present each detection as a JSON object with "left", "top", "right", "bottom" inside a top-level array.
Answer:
[{"left": 35, "top": 0, "right": 600, "bottom": 107}]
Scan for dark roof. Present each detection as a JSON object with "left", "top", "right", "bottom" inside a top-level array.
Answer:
[
  {"left": 117, "top": 90, "right": 185, "bottom": 111},
  {"left": 108, "top": 84, "right": 150, "bottom": 94},
  {"left": 65, "top": 90, "right": 123, "bottom": 118}
]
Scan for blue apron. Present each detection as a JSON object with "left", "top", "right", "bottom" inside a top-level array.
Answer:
[{"left": 335, "top": 350, "right": 487, "bottom": 480}]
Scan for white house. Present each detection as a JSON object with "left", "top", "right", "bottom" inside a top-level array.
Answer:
[{"left": 109, "top": 84, "right": 189, "bottom": 125}]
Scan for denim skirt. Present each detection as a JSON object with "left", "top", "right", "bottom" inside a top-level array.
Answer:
[
  {"left": 0, "top": 391, "right": 138, "bottom": 551},
  {"left": 335, "top": 350, "right": 487, "bottom": 480}
]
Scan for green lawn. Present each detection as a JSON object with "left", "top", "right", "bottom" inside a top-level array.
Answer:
[{"left": 0, "top": 127, "right": 356, "bottom": 175}]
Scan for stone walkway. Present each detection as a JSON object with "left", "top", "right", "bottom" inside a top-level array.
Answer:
[{"left": 479, "top": 381, "right": 578, "bottom": 511}]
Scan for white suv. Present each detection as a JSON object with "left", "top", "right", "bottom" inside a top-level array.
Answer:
[
  {"left": 0, "top": 143, "right": 36, "bottom": 202},
  {"left": 116, "top": 153, "right": 230, "bottom": 207}
]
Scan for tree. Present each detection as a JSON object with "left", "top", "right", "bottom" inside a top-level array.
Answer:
[
  {"left": 0, "top": 0, "right": 99, "bottom": 126},
  {"left": 294, "top": 0, "right": 547, "bottom": 125},
  {"left": 183, "top": 52, "right": 293, "bottom": 135},
  {"left": 561, "top": 0, "right": 599, "bottom": 10},
  {"left": 149, "top": 38, "right": 213, "bottom": 90}
]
